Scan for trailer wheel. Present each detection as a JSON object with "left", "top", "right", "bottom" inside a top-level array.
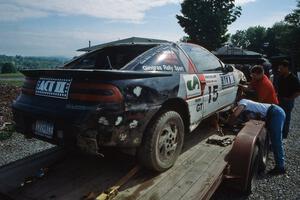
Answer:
[
  {"left": 244, "top": 145, "right": 259, "bottom": 195},
  {"left": 137, "top": 111, "right": 184, "bottom": 172},
  {"left": 258, "top": 133, "right": 269, "bottom": 172}
]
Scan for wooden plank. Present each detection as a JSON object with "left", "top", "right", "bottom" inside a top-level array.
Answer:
[
  {"left": 116, "top": 127, "right": 218, "bottom": 200},
  {"left": 4, "top": 150, "right": 135, "bottom": 200},
  {"left": 0, "top": 147, "right": 65, "bottom": 193},
  {"left": 117, "top": 142, "right": 226, "bottom": 200},
  {"left": 135, "top": 148, "right": 214, "bottom": 200},
  {"left": 181, "top": 146, "right": 232, "bottom": 200},
  {"left": 116, "top": 146, "right": 209, "bottom": 200},
  {"left": 160, "top": 145, "right": 230, "bottom": 200},
  {"left": 117, "top": 134, "right": 235, "bottom": 200},
  {"left": 115, "top": 129, "right": 215, "bottom": 200}
]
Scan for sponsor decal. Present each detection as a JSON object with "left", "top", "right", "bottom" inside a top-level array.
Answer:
[
  {"left": 183, "top": 75, "right": 201, "bottom": 98},
  {"left": 196, "top": 103, "right": 203, "bottom": 112},
  {"left": 142, "top": 64, "right": 185, "bottom": 72},
  {"left": 35, "top": 78, "right": 72, "bottom": 99},
  {"left": 220, "top": 74, "right": 235, "bottom": 89}
]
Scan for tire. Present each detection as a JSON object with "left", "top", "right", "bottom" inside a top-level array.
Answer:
[
  {"left": 258, "top": 133, "right": 269, "bottom": 173},
  {"left": 137, "top": 111, "right": 184, "bottom": 172},
  {"left": 244, "top": 145, "right": 259, "bottom": 195}
]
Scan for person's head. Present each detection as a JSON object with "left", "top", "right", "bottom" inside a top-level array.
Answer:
[
  {"left": 250, "top": 65, "right": 264, "bottom": 81},
  {"left": 278, "top": 60, "right": 290, "bottom": 76}
]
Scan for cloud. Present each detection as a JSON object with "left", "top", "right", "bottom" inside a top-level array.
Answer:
[
  {"left": 235, "top": 0, "right": 256, "bottom": 6},
  {"left": 0, "top": 0, "right": 180, "bottom": 22},
  {"left": 0, "top": 3, "right": 48, "bottom": 21}
]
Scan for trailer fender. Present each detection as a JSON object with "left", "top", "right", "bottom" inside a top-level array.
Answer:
[{"left": 225, "top": 120, "right": 267, "bottom": 191}]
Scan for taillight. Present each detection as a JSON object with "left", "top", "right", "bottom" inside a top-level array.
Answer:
[
  {"left": 69, "top": 83, "right": 123, "bottom": 103},
  {"left": 21, "top": 77, "right": 36, "bottom": 95}
]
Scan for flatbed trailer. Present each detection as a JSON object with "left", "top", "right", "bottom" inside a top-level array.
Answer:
[{"left": 0, "top": 120, "right": 267, "bottom": 200}]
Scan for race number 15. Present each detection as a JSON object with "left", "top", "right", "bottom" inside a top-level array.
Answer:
[{"left": 208, "top": 85, "right": 218, "bottom": 103}]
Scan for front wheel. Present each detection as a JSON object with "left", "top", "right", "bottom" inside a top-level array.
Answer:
[{"left": 137, "top": 111, "right": 184, "bottom": 172}]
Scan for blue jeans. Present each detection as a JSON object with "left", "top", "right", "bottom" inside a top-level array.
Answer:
[
  {"left": 268, "top": 105, "right": 286, "bottom": 169},
  {"left": 279, "top": 98, "right": 294, "bottom": 139}
]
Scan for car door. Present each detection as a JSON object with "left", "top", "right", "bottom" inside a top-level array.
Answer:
[{"left": 180, "top": 43, "right": 224, "bottom": 118}]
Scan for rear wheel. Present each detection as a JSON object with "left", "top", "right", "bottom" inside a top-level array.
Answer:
[
  {"left": 244, "top": 145, "right": 259, "bottom": 195},
  {"left": 258, "top": 133, "right": 269, "bottom": 172},
  {"left": 138, "top": 111, "right": 184, "bottom": 172}
]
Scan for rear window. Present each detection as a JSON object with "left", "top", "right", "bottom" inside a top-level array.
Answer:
[
  {"left": 124, "top": 45, "right": 186, "bottom": 72},
  {"left": 64, "top": 44, "right": 156, "bottom": 70}
]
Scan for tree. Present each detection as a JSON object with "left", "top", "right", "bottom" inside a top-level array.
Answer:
[
  {"left": 264, "top": 22, "right": 291, "bottom": 56},
  {"left": 285, "top": 0, "right": 300, "bottom": 28},
  {"left": 231, "top": 30, "right": 249, "bottom": 48},
  {"left": 177, "top": 0, "right": 241, "bottom": 51},
  {"left": 230, "top": 26, "right": 267, "bottom": 53},
  {"left": 284, "top": 0, "right": 300, "bottom": 70},
  {"left": 1, "top": 62, "right": 17, "bottom": 73},
  {"left": 245, "top": 26, "right": 267, "bottom": 53}
]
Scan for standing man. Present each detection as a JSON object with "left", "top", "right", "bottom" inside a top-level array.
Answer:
[
  {"left": 239, "top": 65, "right": 279, "bottom": 104},
  {"left": 228, "top": 99, "right": 286, "bottom": 175},
  {"left": 277, "top": 60, "right": 300, "bottom": 139}
]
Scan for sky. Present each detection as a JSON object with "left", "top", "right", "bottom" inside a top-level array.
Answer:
[{"left": 0, "top": 0, "right": 297, "bottom": 57}]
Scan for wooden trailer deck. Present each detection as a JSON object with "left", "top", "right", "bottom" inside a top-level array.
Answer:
[
  {"left": 0, "top": 125, "right": 235, "bottom": 200},
  {"left": 116, "top": 135, "right": 234, "bottom": 200}
]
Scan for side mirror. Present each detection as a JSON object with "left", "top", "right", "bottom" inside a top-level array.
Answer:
[{"left": 224, "top": 64, "right": 234, "bottom": 73}]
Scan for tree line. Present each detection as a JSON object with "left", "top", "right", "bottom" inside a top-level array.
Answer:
[
  {"left": 177, "top": 0, "right": 300, "bottom": 70},
  {"left": 0, "top": 55, "right": 67, "bottom": 73}
]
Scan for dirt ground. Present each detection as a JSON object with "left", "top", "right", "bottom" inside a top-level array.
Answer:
[{"left": 0, "top": 83, "right": 21, "bottom": 125}]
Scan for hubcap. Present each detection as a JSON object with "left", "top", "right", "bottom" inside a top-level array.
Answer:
[{"left": 158, "top": 122, "right": 178, "bottom": 161}]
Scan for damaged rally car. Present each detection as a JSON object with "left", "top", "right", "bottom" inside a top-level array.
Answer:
[{"left": 12, "top": 41, "right": 243, "bottom": 171}]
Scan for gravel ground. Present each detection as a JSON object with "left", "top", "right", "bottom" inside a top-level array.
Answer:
[
  {"left": 0, "top": 133, "right": 54, "bottom": 167},
  {"left": 213, "top": 98, "right": 300, "bottom": 200},
  {"left": 0, "top": 82, "right": 54, "bottom": 167}
]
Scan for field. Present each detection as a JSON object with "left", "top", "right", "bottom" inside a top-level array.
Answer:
[
  {"left": 0, "top": 72, "right": 24, "bottom": 87},
  {"left": 0, "top": 72, "right": 24, "bottom": 79}
]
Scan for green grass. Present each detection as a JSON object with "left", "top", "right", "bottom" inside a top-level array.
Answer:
[
  {"left": 0, "top": 123, "right": 15, "bottom": 141},
  {"left": 0, "top": 80, "right": 24, "bottom": 87},
  {"left": 0, "top": 72, "right": 24, "bottom": 78}
]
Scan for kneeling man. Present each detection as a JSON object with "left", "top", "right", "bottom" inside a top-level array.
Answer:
[{"left": 228, "top": 99, "right": 286, "bottom": 175}]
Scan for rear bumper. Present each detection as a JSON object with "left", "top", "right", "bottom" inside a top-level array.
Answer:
[{"left": 12, "top": 95, "right": 160, "bottom": 148}]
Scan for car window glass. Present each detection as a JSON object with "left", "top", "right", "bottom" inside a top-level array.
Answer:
[
  {"left": 180, "top": 44, "right": 222, "bottom": 72},
  {"left": 64, "top": 45, "right": 155, "bottom": 70},
  {"left": 173, "top": 47, "right": 189, "bottom": 72},
  {"left": 128, "top": 47, "right": 186, "bottom": 72}
]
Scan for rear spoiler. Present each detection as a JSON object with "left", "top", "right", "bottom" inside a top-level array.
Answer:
[{"left": 20, "top": 69, "right": 173, "bottom": 80}]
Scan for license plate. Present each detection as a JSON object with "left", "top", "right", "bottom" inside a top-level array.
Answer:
[{"left": 35, "top": 121, "right": 54, "bottom": 139}]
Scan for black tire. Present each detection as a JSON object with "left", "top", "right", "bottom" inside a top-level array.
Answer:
[
  {"left": 137, "top": 111, "right": 184, "bottom": 172},
  {"left": 258, "top": 133, "right": 270, "bottom": 173},
  {"left": 244, "top": 145, "right": 259, "bottom": 195}
]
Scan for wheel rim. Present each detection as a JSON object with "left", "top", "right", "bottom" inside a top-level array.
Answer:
[{"left": 157, "top": 121, "right": 179, "bottom": 162}]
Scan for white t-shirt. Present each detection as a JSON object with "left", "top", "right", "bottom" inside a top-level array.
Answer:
[{"left": 237, "top": 99, "right": 271, "bottom": 118}]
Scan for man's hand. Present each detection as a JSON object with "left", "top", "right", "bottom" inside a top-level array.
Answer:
[
  {"left": 227, "top": 105, "right": 246, "bottom": 126},
  {"left": 238, "top": 84, "right": 249, "bottom": 91}
]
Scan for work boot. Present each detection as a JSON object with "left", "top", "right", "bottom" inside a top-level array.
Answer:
[{"left": 267, "top": 167, "right": 286, "bottom": 176}]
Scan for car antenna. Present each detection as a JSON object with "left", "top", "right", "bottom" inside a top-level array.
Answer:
[{"left": 106, "top": 56, "right": 113, "bottom": 70}]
